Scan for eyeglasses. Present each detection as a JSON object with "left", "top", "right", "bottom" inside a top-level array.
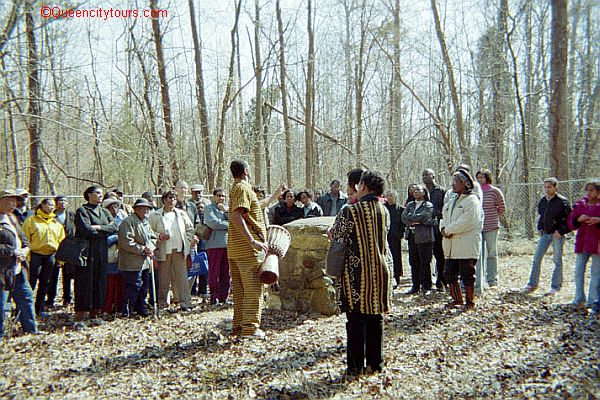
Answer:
[{"left": 216, "top": 194, "right": 225, "bottom": 197}]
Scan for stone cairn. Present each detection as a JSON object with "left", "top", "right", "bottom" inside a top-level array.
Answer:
[{"left": 265, "top": 216, "right": 338, "bottom": 316}]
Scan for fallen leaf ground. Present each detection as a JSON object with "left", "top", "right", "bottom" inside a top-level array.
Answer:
[{"left": 0, "top": 240, "right": 598, "bottom": 399}]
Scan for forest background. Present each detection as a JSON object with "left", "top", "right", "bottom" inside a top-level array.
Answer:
[{"left": 0, "top": 0, "right": 598, "bottom": 237}]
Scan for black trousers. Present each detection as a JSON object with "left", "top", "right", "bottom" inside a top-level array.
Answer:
[
  {"left": 444, "top": 258, "right": 476, "bottom": 286},
  {"left": 389, "top": 239, "right": 403, "bottom": 281},
  {"left": 346, "top": 312, "right": 383, "bottom": 374},
  {"left": 407, "top": 239, "right": 433, "bottom": 291},
  {"left": 433, "top": 229, "right": 446, "bottom": 288},
  {"left": 29, "top": 252, "right": 55, "bottom": 314},
  {"left": 47, "top": 263, "right": 75, "bottom": 305}
]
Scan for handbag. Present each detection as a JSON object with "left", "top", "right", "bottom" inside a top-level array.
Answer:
[
  {"left": 55, "top": 236, "right": 89, "bottom": 267},
  {"left": 107, "top": 244, "right": 118, "bottom": 264},
  {"left": 326, "top": 240, "right": 346, "bottom": 278},
  {"left": 195, "top": 223, "right": 212, "bottom": 241},
  {"left": 188, "top": 251, "right": 208, "bottom": 277}
]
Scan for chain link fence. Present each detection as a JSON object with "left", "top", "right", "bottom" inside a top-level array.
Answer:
[{"left": 501, "top": 179, "right": 598, "bottom": 239}]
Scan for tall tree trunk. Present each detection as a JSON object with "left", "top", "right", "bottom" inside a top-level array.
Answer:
[
  {"left": 342, "top": 0, "right": 354, "bottom": 154},
  {"left": 388, "top": 0, "right": 402, "bottom": 188},
  {"left": 129, "top": 27, "right": 165, "bottom": 191},
  {"left": 430, "top": 0, "right": 469, "bottom": 166},
  {"left": 305, "top": 0, "right": 315, "bottom": 189},
  {"left": 354, "top": 2, "right": 367, "bottom": 166},
  {"left": 25, "top": 5, "right": 41, "bottom": 198},
  {"left": 151, "top": 0, "right": 179, "bottom": 184},
  {"left": 253, "top": 0, "right": 263, "bottom": 185},
  {"left": 549, "top": 0, "right": 569, "bottom": 180},
  {"left": 507, "top": 2, "right": 532, "bottom": 237},
  {"left": 215, "top": 0, "right": 242, "bottom": 188},
  {"left": 188, "top": 0, "right": 213, "bottom": 189},
  {"left": 490, "top": 0, "right": 509, "bottom": 184},
  {"left": 276, "top": 0, "right": 292, "bottom": 187}
]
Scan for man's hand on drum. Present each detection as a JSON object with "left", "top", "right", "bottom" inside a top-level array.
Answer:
[{"left": 250, "top": 239, "right": 268, "bottom": 253}]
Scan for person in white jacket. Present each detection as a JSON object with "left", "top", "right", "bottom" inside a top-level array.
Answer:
[{"left": 440, "top": 170, "right": 484, "bottom": 309}]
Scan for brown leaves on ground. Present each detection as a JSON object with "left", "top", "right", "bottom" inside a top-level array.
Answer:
[{"left": 0, "top": 246, "right": 598, "bottom": 399}]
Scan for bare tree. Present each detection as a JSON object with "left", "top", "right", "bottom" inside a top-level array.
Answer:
[
  {"left": 430, "top": 0, "right": 469, "bottom": 166},
  {"left": 215, "top": 0, "right": 242, "bottom": 188},
  {"left": 549, "top": 0, "right": 569, "bottom": 180},
  {"left": 150, "top": 0, "right": 179, "bottom": 183},
  {"left": 305, "top": 0, "right": 315, "bottom": 189},
  {"left": 253, "top": 0, "right": 263, "bottom": 185},
  {"left": 188, "top": 0, "right": 213, "bottom": 188},
  {"left": 25, "top": 3, "right": 41, "bottom": 197},
  {"left": 276, "top": 0, "right": 292, "bottom": 187}
]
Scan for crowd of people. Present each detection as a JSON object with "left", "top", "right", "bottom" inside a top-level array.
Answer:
[{"left": 0, "top": 162, "right": 598, "bottom": 380}]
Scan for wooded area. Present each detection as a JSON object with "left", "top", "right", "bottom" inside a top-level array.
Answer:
[{"left": 0, "top": 0, "right": 598, "bottom": 197}]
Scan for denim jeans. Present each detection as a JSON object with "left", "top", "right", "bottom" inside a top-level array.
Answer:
[
  {"left": 476, "top": 229, "right": 499, "bottom": 290},
  {"left": 528, "top": 233, "right": 564, "bottom": 291},
  {"left": 0, "top": 272, "right": 37, "bottom": 339},
  {"left": 573, "top": 253, "right": 600, "bottom": 305}
]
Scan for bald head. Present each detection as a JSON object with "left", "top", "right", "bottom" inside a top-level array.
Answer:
[{"left": 422, "top": 169, "right": 435, "bottom": 186}]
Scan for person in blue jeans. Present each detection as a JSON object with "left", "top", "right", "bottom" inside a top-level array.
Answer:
[
  {"left": 523, "top": 178, "right": 572, "bottom": 295},
  {"left": 0, "top": 190, "right": 38, "bottom": 339}
]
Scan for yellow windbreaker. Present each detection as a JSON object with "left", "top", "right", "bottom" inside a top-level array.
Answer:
[{"left": 22, "top": 210, "right": 66, "bottom": 255}]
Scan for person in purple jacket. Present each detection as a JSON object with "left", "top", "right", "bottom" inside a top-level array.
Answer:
[{"left": 568, "top": 181, "right": 600, "bottom": 306}]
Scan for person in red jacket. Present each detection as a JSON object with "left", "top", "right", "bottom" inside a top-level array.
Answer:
[{"left": 568, "top": 181, "right": 600, "bottom": 306}]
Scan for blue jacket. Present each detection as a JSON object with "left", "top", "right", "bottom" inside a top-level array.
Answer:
[{"left": 204, "top": 202, "right": 228, "bottom": 249}]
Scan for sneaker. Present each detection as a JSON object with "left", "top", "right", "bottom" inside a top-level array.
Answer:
[
  {"left": 520, "top": 285, "right": 536, "bottom": 293},
  {"left": 547, "top": 288, "right": 560, "bottom": 296}
]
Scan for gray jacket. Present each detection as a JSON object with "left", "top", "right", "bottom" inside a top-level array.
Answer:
[
  {"left": 117, "top": 213, "right": 156, "bottom": 272},
  {"left": 204, "top": 202, "right": 228, "bottom": 249},
  {"left": 401, "top": 201, "right": 435, "bottom": 244},
  {"left": 318, "top": 192, "right": 348, "bottom": 216}
]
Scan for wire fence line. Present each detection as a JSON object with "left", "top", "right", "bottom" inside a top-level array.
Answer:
[{"left": 23, "top": 178, "right": 598, "bottom": 239}]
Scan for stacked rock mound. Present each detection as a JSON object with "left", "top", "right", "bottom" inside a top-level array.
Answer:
[{"left": 265, "top": 217, "right": 338, "bottom": 316}]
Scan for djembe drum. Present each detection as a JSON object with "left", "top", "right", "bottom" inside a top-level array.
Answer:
[{"left": 259, "top": 225, "right": 292, "bottom": 284}]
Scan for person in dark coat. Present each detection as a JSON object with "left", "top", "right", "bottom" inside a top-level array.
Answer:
[
  {"left": 46, "top": 195, "right": 76, "bottom": 308},
  {"left": 422, "top": 169, "right": 446, "bottom": 290},
  {"left": 384, "top": 189, "right": 405, "bottom": 287},
  {"left": 401, "top": 185, "right": 435, "bottom": 294},
  {"left": 74, "top": 186, "right": 117, "bottom": 322},
  {"left": 318, "top": 180, "right": 348, "bottom": 216},
  {"left": 273, "top": 190, "right": 303, "bottom": 225},
  {"left": 296, "top": 190, "right": 323, "bottom": 218}
]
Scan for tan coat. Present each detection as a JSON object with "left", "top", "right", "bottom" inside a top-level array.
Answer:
[
  {"left": 117, "top": 213, "right": 156, "bottom": 272},
  {"left": 148, "top": 208, "right": 194, "bottom": 262}
]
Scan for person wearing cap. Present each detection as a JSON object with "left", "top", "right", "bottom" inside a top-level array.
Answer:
[
  {"left": 0, "top": 190, "right": 38, "bottom": 339},
  {"left": 74, "top": 186, "right": 118, "bottom": 322},
  {"left": 204, "top": 188, "right": 230, "bottom": 305},
  {"left": 12, "top": 188, "right": 34, "bottom": 226},
  {"left": 440, "top": 170, "right": 484, "bottom": 309},
  {"left": 148, "top": 190, "right": 196, "bottom": 311},
  {"left": 46, "top": 195, "right": 76, "bottom": 308},
  {"left": 118, "top": 198, "right": 157, "bottom": 317},
  {"left": 21, "top": 198, "right": 65, "bottom": 316},
  {"left": 102, "top": 197, "right": 126, "bottom": 314}
]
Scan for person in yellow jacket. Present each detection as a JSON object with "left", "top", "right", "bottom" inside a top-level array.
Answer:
[{"left": 21, "top": 198, "right": 65, "bottom": 316}]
